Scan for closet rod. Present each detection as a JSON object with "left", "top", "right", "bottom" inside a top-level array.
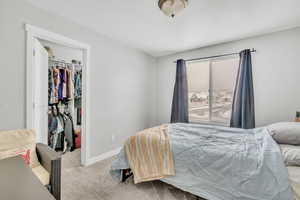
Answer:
[
  {"left": 173, "top": 48, "right": 256, "bottom": 63},
  {"left": 49, "top": 59, "right": 72, "bottom": 65}
]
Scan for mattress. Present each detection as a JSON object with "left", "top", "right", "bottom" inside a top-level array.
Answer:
[{"left": 288, "top": 166, "right": 300, "bottom": 200}]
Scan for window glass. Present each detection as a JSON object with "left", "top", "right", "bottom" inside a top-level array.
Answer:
[
  {"left": 187, "top": 57, "right": 239, "bottom": 125},
  {"left": 211, "top": 58, "right": 239, "bottom": 125},
  {"left": 187, "top": 61, "right": 210, "bottom": 123}
]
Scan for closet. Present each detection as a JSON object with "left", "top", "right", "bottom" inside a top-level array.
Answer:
[{"left": 42, "top": 40, "right": 83, "bottom": 153}]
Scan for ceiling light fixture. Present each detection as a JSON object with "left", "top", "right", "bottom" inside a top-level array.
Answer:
[{"left": 158, "top": 0, "right": 188, "bottom": 18}]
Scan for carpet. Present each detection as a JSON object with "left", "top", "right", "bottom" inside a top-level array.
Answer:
[{"left": 62, "top": 149, "right": 204, "bottom": 200}]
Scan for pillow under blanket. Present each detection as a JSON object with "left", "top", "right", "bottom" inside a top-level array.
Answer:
[
  {"left": 268, "top": 122, "right": 300, "bottom": 145},
  {"left": 280, "top": 144, "right": 300, "bottom": 166}
]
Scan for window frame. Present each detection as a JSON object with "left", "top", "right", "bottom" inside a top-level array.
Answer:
[{"left": 187, "top": 55, "right": 239, "bottom": 126}]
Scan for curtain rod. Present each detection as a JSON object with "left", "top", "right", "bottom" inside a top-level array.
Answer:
[{"left": 173, "top": 48, "right": 256, "bottom": 63}]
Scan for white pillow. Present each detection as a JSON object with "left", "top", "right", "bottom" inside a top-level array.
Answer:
[
  {"left": 267, "top": 122, "right": 300, "bottom": 145},
  {"left": 280, "top": 144, "right": 300, "bottom": 166}
]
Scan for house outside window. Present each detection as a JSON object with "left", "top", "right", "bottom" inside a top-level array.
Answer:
[{"left": 187, "top": 57, "right": 239, "bottom": 125}]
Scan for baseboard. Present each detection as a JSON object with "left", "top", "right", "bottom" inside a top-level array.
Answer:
[{"left": 85, "top": 147, "right": 122, "bottom": 166}]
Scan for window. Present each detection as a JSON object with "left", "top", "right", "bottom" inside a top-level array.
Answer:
[{"left": 187, "top": 57, "right": 239, "bottom": 125}]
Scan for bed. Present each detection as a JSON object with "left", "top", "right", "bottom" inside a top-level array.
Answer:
[
  {"left": 288, "top": 166, "right": 300, "bottom": 200},
  {"left": 111, "top": 123, "right": 298, "bottom": 200}
]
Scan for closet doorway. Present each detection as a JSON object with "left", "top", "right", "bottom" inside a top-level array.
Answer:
[{"left": 25, "top": 24, "right": 90, "bottom": 166}]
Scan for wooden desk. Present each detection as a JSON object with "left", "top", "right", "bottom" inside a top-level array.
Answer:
[{"left": 0, "top": 157, "right": 55, "bottom": 200}]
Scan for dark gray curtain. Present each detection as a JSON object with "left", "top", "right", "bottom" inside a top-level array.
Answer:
[
  {"left": 230, "top": 49, "right": 255, "bottom": 129},
  {"left": 171, "top": 59, "right": 189, "bottom": 123}
]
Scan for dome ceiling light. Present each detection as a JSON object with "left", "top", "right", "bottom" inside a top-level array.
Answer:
[{"left": 158, "top": 0, "right": 188, "bottom": 18}]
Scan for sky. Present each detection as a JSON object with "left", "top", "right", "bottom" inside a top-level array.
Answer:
[{"left": 187, "top": 57, "right": 239, "bottom": 92}]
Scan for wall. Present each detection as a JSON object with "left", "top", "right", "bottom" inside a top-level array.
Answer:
[
  {"left": 0, "top": 0, "right": 157, "bottom": 159},
  {"left": 156, "top": 27, "right": 300, "bottom": 127}
]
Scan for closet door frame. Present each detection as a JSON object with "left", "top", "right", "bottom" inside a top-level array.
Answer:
[{"left": 25, "top": 24, "right": 91, "bottom": 166}]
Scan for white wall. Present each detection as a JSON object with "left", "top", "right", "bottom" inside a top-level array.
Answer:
[
  {"left": 156, "top": 27, "right": 300, "bottom": 127},
  {"left": 0, "top": 0, "right": 157, "bottom": 159}
]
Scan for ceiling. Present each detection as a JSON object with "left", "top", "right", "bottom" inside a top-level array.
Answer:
[{"left": 26, "top": 0, "right": 300, "bottom": 57}]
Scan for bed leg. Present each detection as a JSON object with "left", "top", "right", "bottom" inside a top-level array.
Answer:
[{"left": 121, "top": 169, "right": 133, "bottom": 182}]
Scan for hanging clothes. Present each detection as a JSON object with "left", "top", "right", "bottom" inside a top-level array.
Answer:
[
  {"left": 48, "top": 69, "right": 55, "bottom": 104},
  {"left": 47, "top": 59, "right": 82, "bottom": 152},
  {"left": 76, "top": 108, "right": 82, "bottom": 125},
  {"left": 48, "top": 109, "right": 77, "bottom": 152},
  {"left": 53, "top": 68, "right": 60, "bottom": 101},
  {"left": 63, "top": 113, "right": 76, "bottom": 152},
  {"left": 49, "top": 65, "right": 77, "bottom": 103},
  {"left": 48, "top": 109, "right": 64, "bottom": 150},
  {"left": 66, "top": 69, "right": 74, "bottom": 100},
  {"left": 62, "top": 69, "right": 67, "bottom": 99},
  {"left": 49, "top": 67, "right": 60, "bottom": 104},
  {"left": 58, "top": 68, "right": 67, "bottom": 100},
  {"left": 74, "top": 72, "right": 82, "bottom": 98}
]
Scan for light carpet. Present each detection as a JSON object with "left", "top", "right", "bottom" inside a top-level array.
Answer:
[{"left": 62, "top": 149, "right": 204, "bottom": 200}]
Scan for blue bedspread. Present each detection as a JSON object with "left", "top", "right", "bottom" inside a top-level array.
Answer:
[{"left": 111, "top": 123, "right": 293, "bottom": 200}]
